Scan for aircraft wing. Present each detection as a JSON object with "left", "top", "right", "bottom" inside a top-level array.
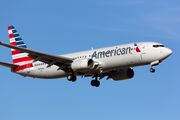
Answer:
[
  {"left": 0, "top": 42, "right": 73, "bottom": 70},
  {"left": 0, "top": 61, "right": 19, "bottom": 68}
]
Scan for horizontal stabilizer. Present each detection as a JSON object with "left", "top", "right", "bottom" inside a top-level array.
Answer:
[{"left": 0, "top": 61, "right": 19, "bottom": 68}]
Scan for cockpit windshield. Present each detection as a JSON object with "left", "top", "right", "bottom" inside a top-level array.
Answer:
[{"left": 153, "top": 45, "right": 165, "bottom": 48}]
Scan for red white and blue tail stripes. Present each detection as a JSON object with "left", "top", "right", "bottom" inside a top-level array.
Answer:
[{"left": 8, "top": 25, "right": 34, "bottom": 67}]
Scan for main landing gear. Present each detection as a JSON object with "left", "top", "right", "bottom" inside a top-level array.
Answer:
[
  {"left": 67, "top": 74, "right": 100, "bottom": 87},
  {"left": 91, "top": 75, "right": 100, "bottom": 87},
  {"left": 67, "top": 74, "right": 77, "bottom": 82}
]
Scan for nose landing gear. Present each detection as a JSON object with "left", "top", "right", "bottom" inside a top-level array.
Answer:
[
  {"left": 150, "top": 60, "right": 162, "bottom": 73},
  {"left": 150, "top": 67, "right": 155, "bottom": 73}
]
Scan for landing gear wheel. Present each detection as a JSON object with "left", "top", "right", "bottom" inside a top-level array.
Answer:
[
  {"left": 94, "top": 80, "right": 100, "bottom": 87},
  {"left": 67, "top": 75, "right": 72, "bottom": 81},
  {"left": 91, "top": 80, "right": 96, "bottom": 86},
  {"left": 71, "top": 75, "right": 77, "bottom": 82},
  {"left": 67, "top": 74, "right": 77, "bottom": 82},
  {"left": 91, "top": 80, "right": 100, "bottom": 87},
  {"left": 150, "top": 68, "right": 155, "bottom": 73}
]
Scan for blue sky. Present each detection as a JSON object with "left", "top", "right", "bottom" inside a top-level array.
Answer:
[{"left": 0, "top": 0, "right": 179, "bottom": 120}]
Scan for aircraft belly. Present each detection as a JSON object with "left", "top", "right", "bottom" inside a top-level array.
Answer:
[
  {"left": 16, "top": 66, "right": 67, "bottom": 79},
  {"left": 37, "top": 66, "right": 66, "bottom": 79}
]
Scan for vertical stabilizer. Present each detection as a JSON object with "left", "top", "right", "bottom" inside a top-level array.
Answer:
[{"left": 8, "top": 25, "right": 34, "bottom": 65}]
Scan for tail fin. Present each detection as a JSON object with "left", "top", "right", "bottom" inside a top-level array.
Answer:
[{"left": 8, "top": 25, "right": 34, "bottom": 65}]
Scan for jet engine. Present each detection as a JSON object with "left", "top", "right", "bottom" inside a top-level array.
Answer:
[
  {"left": 71, "top": 58, "right": 94, "bottom": 71},
  {"left": 111, "top": 68, "right": 134, "bottom": 81}
]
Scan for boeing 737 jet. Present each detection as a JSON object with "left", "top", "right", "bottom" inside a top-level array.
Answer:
[{"left": 0, "top": 26, "right": 172, "bottom": 87}]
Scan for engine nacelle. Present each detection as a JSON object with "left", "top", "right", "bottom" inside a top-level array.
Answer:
[
  {"left": 111, "top": 68, "right": 134, "bottom": 81},
  {"left": 71, "top": 58, "right": 94, "bottom": 71}
]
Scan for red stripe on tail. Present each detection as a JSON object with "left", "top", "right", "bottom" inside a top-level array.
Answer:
[
  {"left": 12, "top": 50, "right": 20, "bottom": 55},
  {"left": 8, "top": 26, "right": 11, "bottom": 30},
  {"left": 13, "top": 63, "right": 34, "bottom": 72},
  {"left": 9, "top": 34, "right": 14, "bottom": 39},
  {"left": 13, "top": 57, "right": 34, "bottom": 64},
  {"left": 10, "top": 42, "right": 17, "bottom": 46}
]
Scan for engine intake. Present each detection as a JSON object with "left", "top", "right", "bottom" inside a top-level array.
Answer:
[
  {"left": 111, "top": 68, "right": 134, "bottom": 81},
  {"left": 71, "top": 58, "right": 94, "bottom": 71}
]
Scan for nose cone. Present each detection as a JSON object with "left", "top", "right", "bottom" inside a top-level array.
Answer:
[{"left": 164, "top": 48, "right": 172, "bottom": 57}]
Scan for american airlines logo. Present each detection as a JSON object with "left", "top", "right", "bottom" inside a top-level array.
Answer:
[{"left": 91, "top": 47, "right": 132, "bottom": 59}]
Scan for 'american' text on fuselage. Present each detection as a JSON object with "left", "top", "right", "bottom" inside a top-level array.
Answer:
[{"left": 92, "top": 47, "right": 132, "bottom": 59}]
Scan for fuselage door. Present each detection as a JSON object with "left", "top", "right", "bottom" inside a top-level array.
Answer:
[
  {"left": 140, "top": 44, "right": 147, "bottom": 60},
  {"left": 26, "top": 63, "right": 30, "bottom": 73},
  {"left": 141, "top": 44, "right": 146, "bottom": 54}
]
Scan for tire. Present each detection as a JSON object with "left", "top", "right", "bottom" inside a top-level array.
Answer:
[
  {"left": 94, "top": 80, "right": 100, "bottom": 87},
  {"left": 72, "top": 75, "right": 77, "bottom": 82},
  {"left": 91, "top": 80, "right": 96, "bottom": 86},
  {"left": 91, "top": 80, "right": 100, "bottom": 87},
  {"left": 67, "top": 74, "right": 77, "bottom": 82},
  {"left": 150, "top": 68, "right": 155, "bottom": 73}
]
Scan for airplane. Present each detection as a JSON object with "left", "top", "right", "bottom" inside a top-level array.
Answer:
[{"left": 0, "top": 25, "right": 172, "bottom": 87}]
